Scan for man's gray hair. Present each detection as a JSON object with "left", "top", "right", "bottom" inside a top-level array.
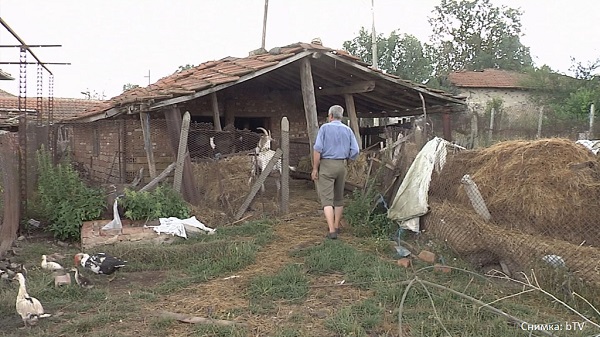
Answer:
[{"left": 328, "top": 105, "right": 344, "bottom": 119}]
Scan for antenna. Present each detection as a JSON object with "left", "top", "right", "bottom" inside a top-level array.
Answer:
[
  {"left": 144, "top": 69, "right": 151, "bottom": 85},
  {"left": 371, "top": 0, "right": 378, "bottom": 70},
  {"left": 261, "top": 0, "right": 269, "bottom": 50}
]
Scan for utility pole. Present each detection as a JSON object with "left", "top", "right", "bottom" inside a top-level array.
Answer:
[
  {"left": 144, "top": 69, "right": 151, "bottom": 85},
  {"left": 261, "top": 0, "right": 269, "bottom": 50},
  {"left": 371, "top": 0, "right": 378, "bottom": 70}
]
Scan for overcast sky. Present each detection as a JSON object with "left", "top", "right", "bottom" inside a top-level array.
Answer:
[{"left": 0, "top": 0, "right": 598, "bottom": 100}]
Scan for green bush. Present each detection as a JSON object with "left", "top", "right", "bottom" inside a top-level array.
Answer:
[
  {"left": 36, "top": 148, "right": 105, "bottom": 241},
  {"left": 343, "top": 178, "right": 395, "bottom": 238},
  {"left": 119, "top": 185, "right": 190, "bottom": 221}
]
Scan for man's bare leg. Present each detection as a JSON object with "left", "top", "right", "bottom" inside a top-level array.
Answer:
[
  {"left": 324, "top": 206, "right": 336, "bottom": 237},
  {"left": 333, "top": 206, "right": 343, "bottom": 233}
]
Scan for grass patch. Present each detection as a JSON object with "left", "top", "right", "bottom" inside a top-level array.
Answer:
[
  {"left": 248, "top": 264, "right": 309, "bottom": 303},
  {"left": 192, "top": 324, "right": 248, "bottom": 337},
  {"left": 324, "top": 298, "right": 384, "bottom": 336}
]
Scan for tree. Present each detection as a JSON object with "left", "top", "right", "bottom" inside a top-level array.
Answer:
[
  {"left": 122, "top": 83, "right": 140, "bottom": 92},
  {"left": 343, "top": 28, "right": 433, "bottom": 84},
  {"left": 428, "top": 0, "right": 532, "bottom": 74}
]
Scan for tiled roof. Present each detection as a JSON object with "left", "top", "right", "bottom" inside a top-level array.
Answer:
[
  {"left": 0, "top": 96, "right": 105, "bottom": 125},
  {"left": 66, "top": 42, "right": 375, "bottom": 121},
  {"left": 0, "top": 89, "right": 15, "bottom": 97},
  {"left": 448, "top": 69, "right": 529, "bottom": 89}
]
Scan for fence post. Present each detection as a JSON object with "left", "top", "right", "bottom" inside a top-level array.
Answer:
[
  {"left": 0, "top": 133, "right": 21, "bottom": 257},
  {"left": 536, "top": 106, "right": 544, "bottom": 139},
  {"left": 174, "top": 111, "right": 191, "bottom": 194},
  {"left": 589, "top": 103, "right": 595, "bottom": 139},
  {"left": 281, "top": 117, "right": 290, "bottom": 215},
  {"left": 488, "top": 108, "right": 495, "bottom": 142}
]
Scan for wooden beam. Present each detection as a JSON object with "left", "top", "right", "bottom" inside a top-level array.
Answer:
[
  {"left": 281, "top": 117, "right": 290, "bottom": 215},
  {"left": 344, "top": 94, "right": 362, "bottom": 150},
  {"left": 299, "top": 58, "right": 320, "bottom": 194},
  {"left": 322, "top": 53, "right": 467, "bottom": 106},
  {"left": 235, "top": 148, "right": 283, "bottom": 220},
  {"left": 150, "top": 51, "right": 313, "bottom": 111},
  {"left": 316, "top": 81, "right": 375, "bottom": 96},
  {"left": 299, "top": 58, "right": 320, "bottom": 158},
  {"left": 164, "top": 106, "right": 200, "bottom": 204},
  {"left": 139, "top": 162, "right": 176, "bottom": 192},
  {"left": 139, "top": 112, "right": 157, "bottom": 179},
  {"left": 174, "top": 111, "right": 191, "bottom": 193},
  {"left": 210, "top": 92, "right": 222, "bottom": 131}
]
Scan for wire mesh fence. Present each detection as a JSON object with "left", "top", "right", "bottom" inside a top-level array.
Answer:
[{"left": 425, "top": 137, "right": 600, "bottom": 290}]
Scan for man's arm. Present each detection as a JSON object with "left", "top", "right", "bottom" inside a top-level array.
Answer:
[
  {"left": 348, "top": 132, "right": 360, "bottom": 161},
  {"left": 312, "top": 150, "right": 321, "bottom": 180}
]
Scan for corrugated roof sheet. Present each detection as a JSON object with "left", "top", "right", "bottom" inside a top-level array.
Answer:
[{"left": 448, "top": 69, "right": 528, "bottom": 89}]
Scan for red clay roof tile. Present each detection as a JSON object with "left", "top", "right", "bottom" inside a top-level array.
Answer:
[{"left": 448, "top": 69, "right": 528, "bottom": 88}]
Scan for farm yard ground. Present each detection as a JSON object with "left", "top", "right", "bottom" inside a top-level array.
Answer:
[{"left": 0, "top": 178, "right": 599, "bottom": 337}]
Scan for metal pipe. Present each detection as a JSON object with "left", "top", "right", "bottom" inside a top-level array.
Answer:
[
  {"left": 0, "top": 17, "right": 54, "bottom": 75},
  {"left": 0, "top": 44, "right": 62, "bottom": 48},
  {"left": 0, "top": 62, "right": 71, "bottom": 65}
]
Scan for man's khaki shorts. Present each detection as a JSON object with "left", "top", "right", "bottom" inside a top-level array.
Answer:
[{"left": 317, "top": 159, "right": 347, "bottom": 207}]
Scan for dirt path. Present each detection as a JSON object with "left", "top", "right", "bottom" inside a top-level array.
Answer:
[{"left": 148, "top": 179, "right": 372, "bottom": 336}]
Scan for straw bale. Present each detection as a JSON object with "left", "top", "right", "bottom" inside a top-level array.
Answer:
[
  {"left": 429, "top": 138, "right": 600, "bottom": 246},
  {"left": 425, "top": 201, "right": 600, "bottom": 287}
]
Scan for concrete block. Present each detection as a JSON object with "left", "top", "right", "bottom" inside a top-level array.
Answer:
[{"left": 434, "top": 264, "right": 452, "bottom": 273}]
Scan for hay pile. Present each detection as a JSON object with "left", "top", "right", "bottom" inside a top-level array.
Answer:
[
  {"left": 429, "top": 138, "right": 600, "bottom": 246},
  {"left": 192, "top": 156, "right": 253, "bottom": 216}
]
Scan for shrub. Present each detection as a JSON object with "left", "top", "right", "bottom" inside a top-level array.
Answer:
[
  {"left": 36, "top": 148, "right": 105, "bottom": 241},
  {"left": 343, "top": 177, "right": 395, "bottom": 238},
  {"left": 119, "top": 185, "right": 190, "bottom": 221}
]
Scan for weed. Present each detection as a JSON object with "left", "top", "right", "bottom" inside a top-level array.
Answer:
[
  {"left": 119, "top": 185, "right": 190, "bottom": 221},
  {"left": 343, "top": 176, "right": 395, "bottom": 238},
  {"left": 247, "top": 264, "right": 309, "bottom": 303},
  {"left": 35, "top": 147, "right": 105, "bottom": 241}
]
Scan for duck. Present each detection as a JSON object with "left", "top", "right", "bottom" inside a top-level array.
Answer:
[
  {"left": 74, "top": 252, "right": 126, "bottom": 282},
  {"left": 70, "top": 267, "right": 94, "bottom": 289},
  {"left": 41, "top": 255, "right": 64, "bottom": 272},
  {"left": 13, "top": 273, "right": 51, "bottom": 327}
]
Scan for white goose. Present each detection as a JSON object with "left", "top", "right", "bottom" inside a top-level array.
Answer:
[
  {"left": 41, "top": 255, "right": 64, "bottom": 272},
  {"left": 14, "top": 273, "right": 51, "bottom": 327}
]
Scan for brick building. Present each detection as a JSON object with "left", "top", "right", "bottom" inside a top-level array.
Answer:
[{"left": 63, "top": 42, "right": 466, "bottom": 203}]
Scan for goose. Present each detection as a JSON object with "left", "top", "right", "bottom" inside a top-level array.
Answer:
[{"left": 13, "top": 273, "right": 51, "bottom": 327}]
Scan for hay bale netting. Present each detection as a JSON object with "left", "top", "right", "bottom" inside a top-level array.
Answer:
[
  {"left": 429, "top": 138, "right": 600, "bottom": 246},
  {"left": 425, "top": 201, "right": 600, "bottom": 287},
  {"left": 192, "top": 155, "right": 253, "bottom": 213}
]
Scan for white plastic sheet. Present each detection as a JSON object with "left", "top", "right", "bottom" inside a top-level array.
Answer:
[
  {"left": 148, "top": 216, "right": 216, "bottom": 239},
  {"left": 387, "top": 137, "right": 450, "bottom": 232},
  {"left": 576, "top": 139, "right": 600, "bottom": 155}
]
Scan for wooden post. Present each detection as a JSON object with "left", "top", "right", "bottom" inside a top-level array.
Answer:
[
  {"left": 0, "top": 133, "right": 20, "bottom": 257},
  {"left": 211, "top": 92, "right": 222, "bottom": 131},
  {"left": 536, "top": 106, "right": 544, "bottom": 139},
  {"left": 589, "top": 103, "right": 595, "bottom": 139},
  {"left": 299, "top": 57, "right": 320, "bottom": 193},
  {"left": 488, "top": 108, "right": 495, "bottom": 142},
  {"left": 164, "top": 106, "right": 200, "bottom": 204},
  {"left": 344, "top": 94, "right": 362, "bottom": 149},
  {"left": 235, "top": 149, "right": 283, "bottom": 220},
  {"left": 174, "top": 111, "right": 191, "bottom": 193},
  {"left": 140, "top": 112, "right": 157, "bottom": 179},
  {"left": 140, "top": 162, "right": 176, "bottom": 192},
  {"left": 281, "top": 117, "right": 290, "bottom": 215},
  {"left": 442, "top": 110, "right": 452, "bottom": 141}
]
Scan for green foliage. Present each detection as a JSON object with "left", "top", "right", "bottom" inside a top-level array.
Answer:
[
  {"left": 429, "top": 0, "right": 532, "bottom": 75},
  {"left": 343, "top": 178, "right": 395, "bottom": 238},
  {"left": 122, "top": 83, "right": 140, "bottom": 92},
  {"left": 343, "top": 27, "right": 433, "bottom": 83},
  {"left": 36, "top": 147, "right": 105, "bottom": 241},
  {"left": 119, "top": 185, "right": 190, "bottom": 221}
]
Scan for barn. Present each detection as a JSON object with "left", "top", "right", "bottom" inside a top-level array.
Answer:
[{"left": 61, "top": 41, "right": 466, "bottom": 204}]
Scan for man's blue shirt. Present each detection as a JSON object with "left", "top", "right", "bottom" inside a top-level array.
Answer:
[{"left": 313, "top": 120, "right": 360, "bottom": 160}]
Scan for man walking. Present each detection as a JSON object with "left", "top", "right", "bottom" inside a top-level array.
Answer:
[{"left": 311, "top": 105, "right": 360, "bottom": 239}]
